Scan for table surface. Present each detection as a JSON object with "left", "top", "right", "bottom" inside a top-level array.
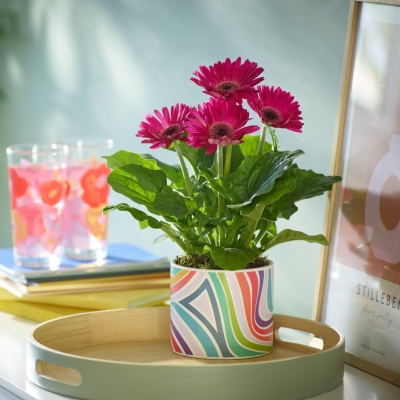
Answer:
[{"left": 0, "top": 310, "right": 400, "bottom": 400}]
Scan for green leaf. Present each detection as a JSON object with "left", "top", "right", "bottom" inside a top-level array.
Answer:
[
  {"left": 153, "top": 186, "right": 196, "bottom": 219},
  {"left": 236, "top": 170, "right": 297, "bottom": 213},
  {"left": 103, "top": 203, "right": 163, "bottom": 229},
  {"left": 190, "top": 241, "right": 207, "bottom": 254},
  {"left": 104, "top": 150, "right": 186, "bottom": 188},
  {"left": 281, "top": 204, "right": 298, "bottom": 219},
  {"left": 202, "top": 150, "right": 303, "bottom": 206},
  {"left": 289, "top": 169, "right": 342, "bottom": 201},
  {"left": 222, "top": 214, "right": 246, "bottom": 246},
  {"left": 225, "top": 213, "right": 245, "bottom": 229},
  {"left": 246, "top": 151, "right": 303, "bottom": 198},
  {"left": 103, "top": 150, "right": 160, "bottom": 171},
  {"left": 228, "top": 144, "right": 245, "bottom": 173},
  {"left": 193, "top": 182, "right": 214, "bottom": 208},
  {"left": 139, "top": 219, "right": 149, "bottom": 229},
  {"left": 263, "top": 229, "right": 329, "bottom": 250},
  {"left": 208, "top": 216, "right": 229, "bottom": 226},
  {"left": 268, "top": 169, "right": 342, "bottom": 220},
  {"left": 199, "top": 227, "right": 215, "bottom": 238},
  {"left": 241, "top": 204, "right": 265, "bottom": 245},
  {"left": 107, "top": 165, "right": 166, "bottom": 207},
  {"left": 204, "top": 205, "right": 218, "bottom": 216},
  {"left": 239, "top": 134, "right": 272, "bottom": 156},
  {"left": 194, "top": 210, "right": 210, "bottom": 228},
  {"left": 142, "top": 154, "right": 185, "bottom": 187},
  {"left": 206, "top": 244, "right": 260, "bottom": 271}
]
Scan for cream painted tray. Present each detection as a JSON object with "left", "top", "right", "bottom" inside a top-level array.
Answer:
[{"left": 26, "top": 307, "right": 345, "bottom": 400}]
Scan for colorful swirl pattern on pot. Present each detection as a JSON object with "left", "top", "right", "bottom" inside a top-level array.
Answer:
[{"left": 170, "top": 263, "right": 274, "bottom": 359}]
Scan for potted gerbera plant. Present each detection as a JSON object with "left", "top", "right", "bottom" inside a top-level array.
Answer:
[{"left": 103, "top": 57, "right": 341, "bottom": 360}]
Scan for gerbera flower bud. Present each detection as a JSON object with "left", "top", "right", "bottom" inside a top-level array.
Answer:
[
  {"left": 187, "top": 98, "right": 259, "bottom": 154},
  {"left": 247, "top": 86, "right": 303, "bottom": 132},
  {"left": 136, "top": 103, "right": 192, "bottom": 149},
  {"left": 191, "top": 57, "right": 264, "bottom": 104}
]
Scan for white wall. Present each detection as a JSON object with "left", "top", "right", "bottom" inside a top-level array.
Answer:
[{"left": 0, "top": 0, "right": 349, "bottom": 319}]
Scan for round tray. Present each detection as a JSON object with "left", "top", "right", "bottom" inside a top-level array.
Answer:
[{"left": 26, "top": 307, "right": 345, "bottom": 400}]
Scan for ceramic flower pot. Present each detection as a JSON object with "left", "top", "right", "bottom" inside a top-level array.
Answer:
[{"left": 170, "top": 261, "right": 274, "bottom": 359}]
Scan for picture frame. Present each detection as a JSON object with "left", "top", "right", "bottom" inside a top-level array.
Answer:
[{"left": 314, "top": 0, "right": 400, "bottom": 386}]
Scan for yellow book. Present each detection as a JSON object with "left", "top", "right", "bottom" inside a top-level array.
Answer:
[
  {"left": 0, "top": 297, "right": 170, "bottom": 323},
  {"left": 0, "top": 299, "right": 94, "bottom": 323},
  {"left": 10, "top": 288, "right": 171, "bottom": 310},
  {"left": 0, "top": 288, "right": 17, "bottom": 301},
  {"left": 0, "top": 272, "right": 170, "bottom": 297}
]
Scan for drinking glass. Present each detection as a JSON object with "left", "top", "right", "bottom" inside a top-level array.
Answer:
[
  {"left": 60, "top": 139, "right": 114, "bottom": 261},
  {"left": 6, "top": 144, "right": 69, "bottom": 268}
]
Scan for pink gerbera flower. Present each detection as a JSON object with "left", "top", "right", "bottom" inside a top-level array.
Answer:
[
  {"left": 187, "top": 98, "right": 259, "bottom": 154},
  {"left": 191, "top": 57, "right": 264, "bottom": 104},
  {"left": 136, "top": 103, "right": 192, "bottom": 149},
  {"left": 247, "top": 86, "right": 303, "bottom": 132}
]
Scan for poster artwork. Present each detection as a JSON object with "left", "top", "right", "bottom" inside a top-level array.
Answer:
[{"left": 325, "top": 14, "right": 400, "bottom": 374}]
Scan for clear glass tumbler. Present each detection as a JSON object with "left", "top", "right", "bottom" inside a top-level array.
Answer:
[
  {"left": 6, "top": 144, "right": 69, "bottom": 268},
  {"left": 60, "top": 139, "right": 114, "bottom": 261}
]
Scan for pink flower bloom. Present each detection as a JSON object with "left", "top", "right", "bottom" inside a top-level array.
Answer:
[
  {"left": 247, "top": 86, "right": 303, "bottom": 132},
  {"left": 191, "top": 57, "right": 264, "bottom": 104},
  {"left": 136, "top": 103, "right": 192, "bottom": 149},
  {"left": 187, "top": 98, "right": 259, "bottom": 154}
]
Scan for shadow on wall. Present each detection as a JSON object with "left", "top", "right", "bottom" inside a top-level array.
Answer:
[{"left": 0, "top": 1, "right": 20, "bottom": 248}]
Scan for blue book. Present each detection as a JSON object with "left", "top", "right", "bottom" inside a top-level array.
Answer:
[{"left": 0, "top": 243, "right": 169, "bottom": 283}]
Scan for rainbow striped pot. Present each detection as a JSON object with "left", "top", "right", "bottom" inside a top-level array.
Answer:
[{"left": 170, "top": 261, "right": 274, "bottom": 359}]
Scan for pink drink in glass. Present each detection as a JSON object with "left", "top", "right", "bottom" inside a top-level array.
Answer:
[
  {"left": 7, "top": 145, "right": 68, "bottom": 268},
  {"left": 63, "top": 153, "right": 112, "bottom": 260}
]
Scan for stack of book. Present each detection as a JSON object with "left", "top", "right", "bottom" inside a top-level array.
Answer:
[{"left": 0, "top": 243, "right": 170, "bottom": 322}]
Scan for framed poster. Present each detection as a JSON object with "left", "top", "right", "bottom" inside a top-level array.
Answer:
[{"left": 315, "top": 0, "right": 400, "bottom": 386}]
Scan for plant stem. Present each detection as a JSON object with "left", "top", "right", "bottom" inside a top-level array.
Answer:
[
  {"left": 223, "top": 229, "right": 236, "bottom": 247},
  {"left": 224, "top": 145, "right": 232, "bottom": 176},
  {"left": 268, "top": 126, "right": 280, "bottom": 152},
  {"left": 161, "top": 226, "right": 187, "bottom": 253},
  {"left": 242, "top": 203, "right": 265, "bottom": 246},
  {"left": 217, "top": 146, "right": 225, "bottom": 245},
  {"left": 217, "top": 145, "right": 224, "bottom": 179},
  {"left": 207, "top": 232, "right": 216, "bottom": 246},
  {"left": 257, "top": 124, "right": 267, "bottom": 156},
  {"left": 223, "top": 145, "right": 233, "bottom": 218},
  {"left": 254, "top": 220, "right": 274, "bottom": 244},
  {"left": 178, "top": 230, "right": 194, "bottom": 254},
  {"left": 175, "top": 141, "right": 194, "bottom": 197},
  {"left": 175, "top": 141, "right": 204, "bottom": 238},
  {"left": 258, "top": 228, "right": 275, "bottom": 248}
]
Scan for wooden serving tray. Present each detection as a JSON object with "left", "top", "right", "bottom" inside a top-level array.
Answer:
[{"left": 26, "top": 307, "right": 345, "bottom": 400}]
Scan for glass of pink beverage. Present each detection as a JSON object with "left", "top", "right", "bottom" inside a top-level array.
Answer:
[
  {"left": 60, "top": 139, "right": 114, "bottom": 261},
  {"left": 6, "top": 144, "right": 69, "bottom": 268}
]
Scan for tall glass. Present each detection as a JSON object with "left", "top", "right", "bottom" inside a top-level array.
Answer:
[
  {"left": 60, "top": 139, "right": 114, "bottom": 261},
  {"left": 6, "top": 144, "right": 69, "bottom": 268}
]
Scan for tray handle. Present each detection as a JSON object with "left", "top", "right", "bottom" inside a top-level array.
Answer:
[
  {"left": 35, "top": 359, "right": 82, "bottom": 387},
  {"left": 274, "top": 314, "right": 341, "bottom": 353}
]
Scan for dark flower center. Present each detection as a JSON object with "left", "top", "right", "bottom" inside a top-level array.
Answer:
[
  {"left": 209, "top": 122, "right": 234, "bottom": 139},
  {"left": 261, "top": 107, "right": 281, "bottom": 122},
  {"left": 162, "top": 124, "right": 181, "bottom": 136},
  {"left": 215, "top": 81, "right": 240, "bottom": 92}
]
